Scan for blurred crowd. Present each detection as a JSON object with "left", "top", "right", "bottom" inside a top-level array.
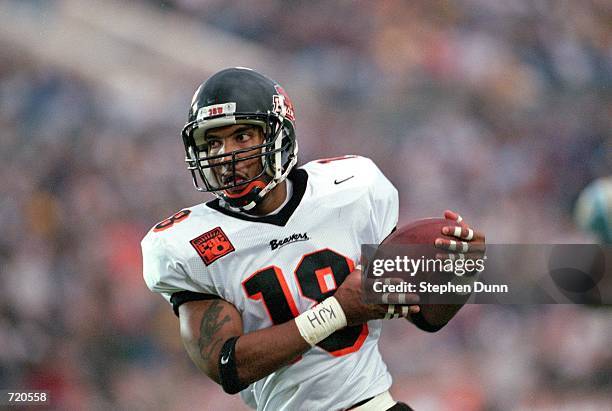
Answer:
[
  {"left": 154, "top": 0, "right": 611, "bottom": 241},
  {"left": 1, "top": 0, "right": 610, "bottom": 409}
]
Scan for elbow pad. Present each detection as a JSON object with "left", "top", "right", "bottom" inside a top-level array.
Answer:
[{"left": 218, "top": 336, "right": 248, "bottom": 394}]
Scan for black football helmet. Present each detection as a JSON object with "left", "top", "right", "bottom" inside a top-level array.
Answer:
[{"left": 182, "top": 67, "right": 298, "bottom": 211}]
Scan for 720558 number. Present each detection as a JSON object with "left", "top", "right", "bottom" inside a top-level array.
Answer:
[{"left": 1, "top": 391, "right": 49, "bottom": 405}]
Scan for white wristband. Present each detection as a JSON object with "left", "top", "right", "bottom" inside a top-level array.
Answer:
[{"left": 294, "top": 297, "right": 347, "bottom": 346}]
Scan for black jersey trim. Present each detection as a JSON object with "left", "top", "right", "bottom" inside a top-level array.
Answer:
[
  {"left": 205, "top": 168, "right": 308, "bottom": 227},
  {"left": 170, "top": 291, "right": 220, "bottom": 317}
]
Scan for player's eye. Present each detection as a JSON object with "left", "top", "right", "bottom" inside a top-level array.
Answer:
[
  {"left": 207, "top": 139, "right": 223, "bottom": 150},
  {"left": 235, "top": 133, "right": 251, "bottom": 143}
]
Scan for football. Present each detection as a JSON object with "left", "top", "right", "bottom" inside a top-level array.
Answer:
[
  {"left": 374, "top": 217, "right": 469, "bottom": 309},
  {"left": 383, "top": 218, "right": 462, "bottom": 246},
  {"left": 381, "top": 216, "right": 484, "bottom": 280},
  {"left": 370, "top": 217, "right": 464, "bottom": 279}
]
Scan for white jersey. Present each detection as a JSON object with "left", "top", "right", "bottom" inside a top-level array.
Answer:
[{"left": 142, "top": 156, "right": 398, "bottom": 411}]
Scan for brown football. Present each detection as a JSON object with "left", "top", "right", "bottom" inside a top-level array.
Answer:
[
  {"left": 383, "top": 218, "right": 461, "bottom": 246},
  {"left": 371, "top": 217, "right": 463, "bottom": 273},
  {"left": 376, "top": 217, "right": 468, "bottom": 309}
]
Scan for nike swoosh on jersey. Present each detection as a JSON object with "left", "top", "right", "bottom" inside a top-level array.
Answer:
[
  {"left": 334, "top": 176, "right": 354, "bottom": 184},
  {"left": 221, "top": 355, "right": 230, "bottom": 364}
]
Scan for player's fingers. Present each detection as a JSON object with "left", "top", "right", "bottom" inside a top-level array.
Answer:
[
  {"left": 435, "top": 238, "right": 469, "bottom": 253},
  {"left": 442, "top": 226, "right": 474, "bottom": 241},
  {"left": 435, "top": 238, "right": 485, "bottom": 253},
  {"left": 443, "top": 211, "right": 486, "bottom": 244},
  {"left": 447, "top": 227, "right": 485, "bottom": 243},
  {"left": 384, "top": 304, "right": 395, "bottom": 320},
  {"left": 385, "top": 277, "right": 405, "bottom": 286},
  {"left": 383, "top": 304, "right": 420, "bottom": 319},
  {"left": 400, "top": 293, "right": 420, "bottom": 305},
  {"left": 381, "top": 291, "right": 419, "bottom": 305},
  {"left": 435, "top": 252, "right": 465, "bottom": 260},
  {"left": 444, "top": 210, "right": 469, "bottom": 228},
  {"left": 399, "top": 305, "right": 420, "bottom": 317},
  {"left": 382, "top": 292, "right": 419, "bottom": 305},
  {"left": 435, "top": 251, "right": 484, "bottom": 260},
  {"left": 382, "top": 293, "right": 389, "bottom": 304},
  {"left": 443, "top": 209, "right": 460, "bottom": 222}
]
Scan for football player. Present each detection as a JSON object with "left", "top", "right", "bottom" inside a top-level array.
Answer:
[{"left": 142, "top": 68, "right": 485, "bottom": 410}]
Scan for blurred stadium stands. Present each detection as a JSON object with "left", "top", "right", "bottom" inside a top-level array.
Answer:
[{"left": 0, "top": 0, "right": 610, "bottom": 409}]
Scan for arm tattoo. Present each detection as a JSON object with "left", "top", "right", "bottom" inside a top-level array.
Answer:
[{"left": 198, "top": 300, "right": 232, "bottom": 363}]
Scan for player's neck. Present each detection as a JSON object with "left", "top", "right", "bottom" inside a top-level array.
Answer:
[{"left": 249, "top": 180, "right": 288, "bottom": 216}]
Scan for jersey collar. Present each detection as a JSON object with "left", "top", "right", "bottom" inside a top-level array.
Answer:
[{"left": 205, "top": 168, "right": 308, "bottom": 226}]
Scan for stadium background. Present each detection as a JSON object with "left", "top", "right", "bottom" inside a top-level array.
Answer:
[{"left": 0, "top": 0, "right": 610, "bottom": 409}]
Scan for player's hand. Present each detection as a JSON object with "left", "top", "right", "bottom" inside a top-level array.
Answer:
[
  {"left": 334, "top": 267, "right": 420, "bottom": 327},
  {"left": 435, "top": 210, "right": 486, "bottom": 261}
]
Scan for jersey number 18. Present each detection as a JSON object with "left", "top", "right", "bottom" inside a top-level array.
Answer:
[{"left": 242, "top": 248, "right": 367, "bottom": 357}]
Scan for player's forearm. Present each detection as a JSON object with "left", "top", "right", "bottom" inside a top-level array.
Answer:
[
  {"left": 181, "top": 305, "right": 306, "bottom": 385},
  {"left": 233, "top": 296, "right": 348, "bottom": 385},
  {"left": 234, "top": 320, "right": 310, "bottom": 385},
  {"left": 180, "top": 298, "right": 316, "bottom": 390},
  {"left": 181, "top": 296, "right": 347, "bottom": 391}
]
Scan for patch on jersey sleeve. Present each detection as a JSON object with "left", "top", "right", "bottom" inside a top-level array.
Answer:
[{"left": 190, "top": 227, "right": 235, "bottom": 266}]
